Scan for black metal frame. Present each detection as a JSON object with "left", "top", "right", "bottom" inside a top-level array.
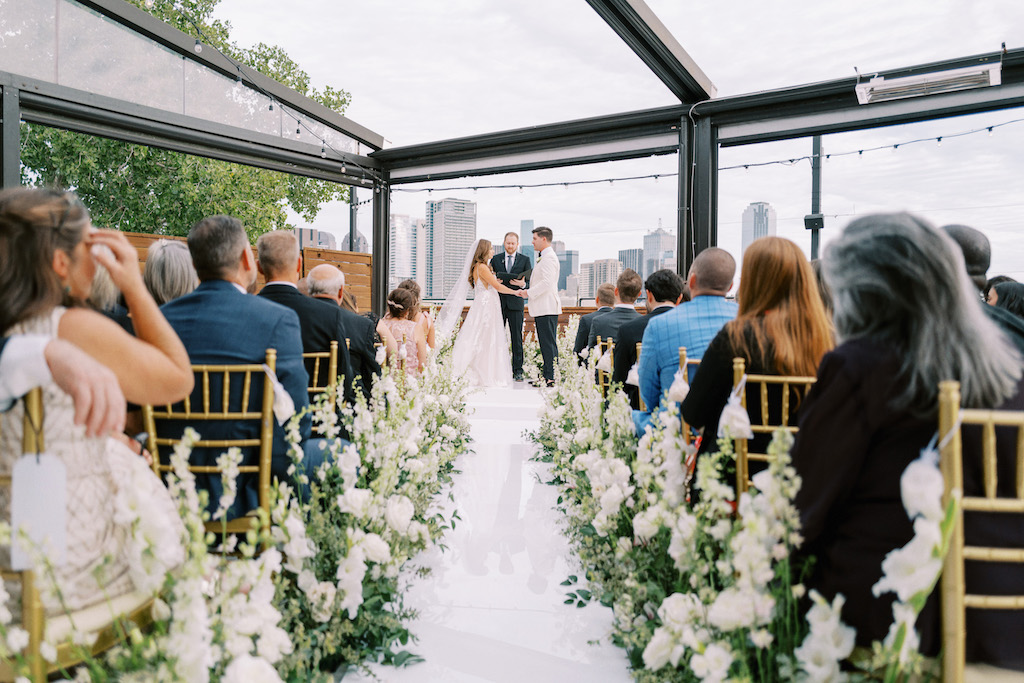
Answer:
[{"left": 5, "top": 0, "right": 1024, "bottom": 308}]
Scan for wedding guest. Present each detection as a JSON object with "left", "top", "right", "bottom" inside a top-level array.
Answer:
[
  {"left": 986, "top": 274, "right": 1016, "bottom": 304},
  {"left": 256, "top": 231, "right": 358, "bottom": 404},
  {"left": 574, "top": 283, "right": 614, "bottom": 362},
  {"left": 382, "top": 287, "right": 427, "bottom": 375},
  {"left": 144, "top": 238, "right": 198, "bottom": 306},
  {"left": 681, "top": 237, "right": 832, "bottom": 465},
  {"left": 792, "top": 212, "right": 1024, "bottom": 667},
  {"left": 339, "top": 290, "right": 398, "bottom": 360},
  {"left": 994, "top": 282, "right": 1024, "bottom": 320},
  {"left": 397, "top": 279, "right": 435, "bottom": 350},
  {"left": 588, "top": 268, "right": 642, "bottom": 349},
  {"left": 612, "top": 269, "right": 686, "bottom": 410},
  {"left": 635, "top": 247, "right": 737, "bottom": 435},
  {"left": 161, "top": 215, "right": 330, "bottom": 516},
  {"left": 305, "top": 262, "right": 383, "bottom": 399},
  {"left": 0, "top": 186, "right": 189, "bottom": 615}
]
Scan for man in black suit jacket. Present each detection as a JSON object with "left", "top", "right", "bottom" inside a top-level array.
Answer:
[
  {"left": 490, "top": 231, "right": 531, "bottom": 381},
  {"left": 306, "top": 263, "right": 381, "bottom": 399},
  {"left": 612, "top": 269, "right": 687, "bottom": 409},
  {"left": 574, "top": 283, "right": 615, "bottom": 363},
  {"left": 588, "top": 269, "right": 643, "bottom": 349},
  {"left": 256, "top": 231, "right": 357, "bottom": 406}
]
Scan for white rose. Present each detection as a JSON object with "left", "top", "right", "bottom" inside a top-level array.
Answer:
[
  {"left": 336, "top": 488, "right": 373, "bottom": 517},
  {"left": 222, "top": 654, "right": 282, "bottom": 683},
  {"left": 641, "top": 627, "right": 674, "bottom": 671},
  {"left": 385, "top": 496, "right": 415, "bottom": 534},
  {"left": 690, "top": 642, "right": 733, "bottom": 682},
  {"left": 360, "top": 532, "right": 392, "bottom": 564},
  {"left": 632, "top": 508, "right": 662, "bottom": 542},
  {"left": 309, "top": 582, "right": 337, "bottom": 623}
]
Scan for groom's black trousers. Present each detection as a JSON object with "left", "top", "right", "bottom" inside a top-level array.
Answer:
[
  {"left": 501, "top": 305, "right": 524, "bottom": 376},
  {"left": 534, "top": 315, "right": 559, "bottom": 383}
]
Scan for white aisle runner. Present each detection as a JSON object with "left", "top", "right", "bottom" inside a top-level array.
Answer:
[{"left": 349, "top": 384, "right": 631, "bottom": 682}]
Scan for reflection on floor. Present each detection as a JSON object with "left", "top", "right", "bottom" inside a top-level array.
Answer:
[{"left": 347, "top": 384, "right": 632, "bottom": 682}]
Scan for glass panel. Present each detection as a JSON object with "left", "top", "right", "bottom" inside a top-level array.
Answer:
[
  {"left": 58, "top": 0, "right": 184, "bottom": 113},
  {"left": 184, "top": 60, "right": 281, "bottom": 136},
  {"left": 0, "top": 0, "right": 57, "bottom": 82}
]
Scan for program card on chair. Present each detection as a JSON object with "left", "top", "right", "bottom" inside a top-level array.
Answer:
[{"left": 11, "top": 453, "right": 67, "bottom": 570}]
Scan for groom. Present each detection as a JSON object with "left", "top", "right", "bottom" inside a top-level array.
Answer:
[
  {"left": 526, "top": 226, "right": 562, "bottom": 386},
  {"left": 490, "top": 231, "right": 531, "bottom": 381}
]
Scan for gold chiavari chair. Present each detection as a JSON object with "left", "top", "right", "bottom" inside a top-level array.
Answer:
[
  {"left": 938, "top": 380, "right": 1024, "bottom": 683},
  {"left": 595, "top": 336, "right": 615, "bottom": 399},
  {"left": 635, "top": 342, "right": 646, "bottom": 411},
  {"left": 732, "top": 357, "right": 816, "bottom": 499},
  {"left": 303, "top": 340, "right": 338, "bottom": 412},
  {"left": 1, "top": 389, "right": 154, "bottom": 682},
  {"left": 677, "top": 347, "right": 702, "bottom": 447},
  {"left": 143, "top": 349, "right": 277, "bottom": 539}
]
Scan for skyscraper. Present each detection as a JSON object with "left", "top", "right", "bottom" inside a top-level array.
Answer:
[
  {"left": 340, "top": 230, "right": 368, "bottom": 253},
  {"left": 558, "top": 249, "right": 579, "bottom": 291},
  {"left": 578, "top": 262, "right": 595, "bottom": 300},
  {"left": 389, "top": 213, "right": 426, "bottom": 291},
  {"left": 643, "top": 228, "right": 675, "bottom": 278},
  {"left": 520, "top": 219, "right": 535, "bottom": 268},
  {"left": 618, "top": 248, "right": 643, "bottom": 275},
  {"left": 292, "top": 227, "right": 336, "bottom": 250},
  {"left": 741, "top": 202, "right": 777, "bottom": 254},
  {"left": 592, "top": 258, "right": 623, "bottom": 291},
  {"left": 426, "top": 198, "right": 477, "bottom": 299}
]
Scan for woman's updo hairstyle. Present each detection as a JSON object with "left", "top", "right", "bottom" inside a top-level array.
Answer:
[{"left": 386, "top": 287, "right": 417, "bottom": 319}]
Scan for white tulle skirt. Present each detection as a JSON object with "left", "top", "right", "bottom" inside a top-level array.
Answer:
[{"left": 452, "top": 284, "right": 513, "bottom": 388}]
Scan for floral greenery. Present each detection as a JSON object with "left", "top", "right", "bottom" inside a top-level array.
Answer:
[
  {"left": 0, "top": 353, "right": 470, "bottom": 681},
  {"left": 530, "top": 324, "right": 953, "bottom": 682}
]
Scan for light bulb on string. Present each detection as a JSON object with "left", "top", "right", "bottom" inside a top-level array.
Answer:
[
  {"left": 144, "top": 0, "right": 154, "bottom": 8},
  {"left": 937, "top": 137, "right": 942, "bottom": 147},
  {"left": 988, "top": 127, "right": 994, "bottom": 137},
  {"left": 296, "top": 122, "right": 301, "bottom": 136},
  {"left": 320, "top": 143, "right": 326, "bottom": 158},
  {"left": 268, "top": 101, "right": 274, "bottom": 111},
  {"left": 193, "top": 39, "right": 202, "bottom": 54},
  {"left": 654, "top": 175, "right": 659, "bottom": 184},
  {"left": 518, "top": 186, "right": 523, "bottom": 194},
  {"left": 341, "top": 163, "right": 347, "bottom": 174},
  {"left": 893, "top": 144, "right": 899, "bottom": 153}
]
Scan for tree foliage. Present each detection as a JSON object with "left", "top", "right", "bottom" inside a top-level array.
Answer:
[{"left": 19, "top": 0, "right": 351, "bottom": 240}]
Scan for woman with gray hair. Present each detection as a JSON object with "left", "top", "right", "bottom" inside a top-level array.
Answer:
[
  {"left": 144, "top": 239, "right": 199, "bottom": 306},
  {"left": 792, "top": 212, "right": 1024, "bottom": 669}
]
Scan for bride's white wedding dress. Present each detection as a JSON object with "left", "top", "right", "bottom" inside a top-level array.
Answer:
[{"left": 452, "top": 281, "right": 512, "bottom": 388}]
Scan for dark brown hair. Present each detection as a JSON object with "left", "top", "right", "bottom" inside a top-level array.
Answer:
[
  {"left": 0, "top": 187, "right": 90, "bottom": 333},
  {"left": 386, "top": 287, "right": 417, "bottom": 319},
  {"left": 469, "top": 240, "right": 492, "bottom": 287},
  {"left": 397, "top": 279, "right": 421, "bottom": 315}
]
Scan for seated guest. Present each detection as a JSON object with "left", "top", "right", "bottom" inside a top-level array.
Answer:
[
  {"left": 574, "top": 283, "right": 615, "bottom": 362},
  {"left": 681, "top": 237, "right": 832, "bottom": 465},
  {"left": 398, "top": 279, "right": 435, "bottom": 350},
  {"left": 588, "top": 268, "right": 643, "bottom": 349},
  {"left": 634, "top": 247, "right": 737, "bottom": 435},
  {"left": 340, "top": 290, "right": 398, "bottom": 360},
  {"left": 87, "top": 255, "right": 132, "bottom": 333},
  {"left": 161, "top": 216, "right": 329, "bottom": 517},
  {"left": 942, "top": 224, "right": 1024, "bottom": 353},
  {"left": 612, "top": 269, "right": 686, "bottom": 409},
  {"left": 381, "top": 288, "right": 428, "bottom": 375},
  {"left": 256, "top": 231, "right": 357, "bottom": 405},
  {"left": 144, "top": 238, "right": 199, "bottom": 306},
  {"left": 793, "top": 213, "right": 1024, "bottom": 669},
  {"left": 0, "top": 186, "right": 190, "bottom": 615},
  {"left": 305, "top": 263, "right": 382, "bottom": 400},
  {"left": 994, "top": 282, "right": 1024, "bottom": 320}
]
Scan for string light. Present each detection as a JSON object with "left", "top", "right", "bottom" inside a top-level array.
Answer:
[
  {"left": 320, "top": 143, "right": 327, "bottom": 158},
  {"left": 937, "top": 137, "right": 943, "bottom": 147},
  {"left": 193, "top": 39, "right": 202, "bottom": 54}
]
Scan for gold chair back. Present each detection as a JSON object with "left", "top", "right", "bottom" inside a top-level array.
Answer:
[
  {"left": 938, "top": 380, "right": 1024, "bottom": 683},
  {"left": 303, "top": 340, "right": 338, "bottom": 412},
  {"left": 596, "top": 336, "right": 615, "bottom": 399},
  {"left": 732, "top": 357, "right": 816, "bottom": 498},
  {"left": 635, "top": 342, "right": 646, "bottom": 411},
  {"left": 677, "top": 347, "right": 701, "bottom": 446},
  {"left": 142, "top": 349, "right": 277, "bottom": 538}
]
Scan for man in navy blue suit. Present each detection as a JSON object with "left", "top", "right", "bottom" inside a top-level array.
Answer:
[
  {"left": 490, "top": 232, "right": 531, "bottom": 381},
  {"left": 161, "top": 215, "right": 330, "bottom": 519}
]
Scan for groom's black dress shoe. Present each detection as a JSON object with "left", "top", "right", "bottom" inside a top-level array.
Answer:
[{"left": 513, "top": 374, "right": 524, "bottom": 382}]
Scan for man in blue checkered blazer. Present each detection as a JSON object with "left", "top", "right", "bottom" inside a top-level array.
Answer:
[{"left": 634, "top": 247, "right": 737, "bottom": 435}]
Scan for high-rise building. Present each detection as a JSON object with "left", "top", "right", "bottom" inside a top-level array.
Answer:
[
  {"left": 619, "top": 248, "right": 643, "bottom": 275},
  {"left": 741, "top": 202, "right": 777, "bottom": 254},
  {"left": 520, "top": 219, "right": 535, "bottom": 268},
  {"left": 389, "top": 213, "right": 426, "bottom": 291},
  {"left": 551, "top": 240, "right": 565, "bottom": 255},
  {"left": 293, "top": 227, "right": 337, "bottom": 250},
  {"left": 593, "top": 258, "right": 623, "bottom": 291},
  {"left": 340, "top": 229, "right": 368, "bottom": 253},
  {"left": 558, "top": 249, "right": 579, "bottom": 291},
  {"left": 643, "top": 228, "right": 675, "bottom": 278},
  {"left": 425, "top": 198, "right": 477, "bottom": 299},
  {"left": 578, "top": 262, "right": 595, "bottom": 300}
]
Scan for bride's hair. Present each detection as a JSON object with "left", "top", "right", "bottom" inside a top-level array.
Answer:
[{"left": 469, "top": 239, "right": 492, "bottom": 287}]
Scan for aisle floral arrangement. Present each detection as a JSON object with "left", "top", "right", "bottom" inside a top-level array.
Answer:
[
  {"left": 0, "top": 352, "right": 470, "bottom": 682},
  {"left": 531, "top": 322, "right": 956, "bottom": 682}
]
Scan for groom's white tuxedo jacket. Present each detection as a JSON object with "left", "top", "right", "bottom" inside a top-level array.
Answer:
[{"left": 527, "top": 246, "right": 562, "bottom": 318}]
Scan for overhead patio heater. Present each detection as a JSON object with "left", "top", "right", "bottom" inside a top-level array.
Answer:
[{"left": 855, "top": 63, "right": 1002, "bottom": 105}]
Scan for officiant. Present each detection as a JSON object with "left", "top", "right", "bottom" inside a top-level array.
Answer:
[{"left": 491, "top": 231, "right": 531, "bottom": 381}]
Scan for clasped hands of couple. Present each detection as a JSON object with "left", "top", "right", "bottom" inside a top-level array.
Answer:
[{"left": 509, "top": 277, "right": 529, "bottom": 298}]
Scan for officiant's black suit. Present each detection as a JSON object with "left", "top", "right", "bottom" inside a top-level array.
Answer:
[{"left": 490, "top": 250, "right": 531, "bottom": 379}]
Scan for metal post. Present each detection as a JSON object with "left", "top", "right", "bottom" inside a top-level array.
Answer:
[
  {"left": 348, "top": 186, "right": 357, "bottom": 252},
  {"left": 677, "top": 116, "right": 693, "bottom": 276},
  {"left": 810, "top": 135, "right": 822, "bottom": 260},
  {"left": 1, "top": 86, "right": 21, "bottom": 189},
  {"left": 691, "top": 116, "right": 718, "bottom": 258},
  {"left": 370, "top": 173, "right": 390, "bottom": 317}
]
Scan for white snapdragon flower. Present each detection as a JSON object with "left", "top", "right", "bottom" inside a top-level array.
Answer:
[
  {"left": 871, "top": 516, "right": 942, "bottom": 602},
  {"left": 707, "top": 587, "right": 759, "bottom": 631},
  {"left": 882, "top": 601, "right": 920, "bottom": 664},
  {"left": 900, "top": 453, "right": 945, "bottom": 523}
]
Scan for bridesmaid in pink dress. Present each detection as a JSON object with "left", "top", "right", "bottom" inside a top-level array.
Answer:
[{"left": 381, "top": 288, "right": 428, "bottom": 375}]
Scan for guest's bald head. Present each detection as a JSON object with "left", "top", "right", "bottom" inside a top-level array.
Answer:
[
  {"left": 942, "top": 224, "right": 991, "bottom": 292},
  {"left": 307, "top": 264, "right": 346, "bottom": 298},
  {"left": 689, "top": 247, "right": 735, "bottom": 295}
]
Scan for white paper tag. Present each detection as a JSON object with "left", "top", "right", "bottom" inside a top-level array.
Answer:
[
  {"left": 11, "top": 454, "right": 67, "bottom": 570},
  {"left": 262, "top": 364, "right": 295, "bottom": 425}
]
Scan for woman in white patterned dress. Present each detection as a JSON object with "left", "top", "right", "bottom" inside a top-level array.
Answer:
[{"left": 0, "top": 187, "right": 193, "bottom": 615}]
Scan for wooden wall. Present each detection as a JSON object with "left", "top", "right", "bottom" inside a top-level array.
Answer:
[{"left": 123, "top": 232, "right": 373, "bottom": 312}]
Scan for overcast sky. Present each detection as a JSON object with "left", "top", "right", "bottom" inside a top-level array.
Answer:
[{"left": 214, "top": 0, "right": 1024, "bottom": 279}]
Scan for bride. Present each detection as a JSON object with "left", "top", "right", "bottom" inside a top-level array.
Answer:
[{"left": 437, "top": 239, "right": 527, "bottom": 387}]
